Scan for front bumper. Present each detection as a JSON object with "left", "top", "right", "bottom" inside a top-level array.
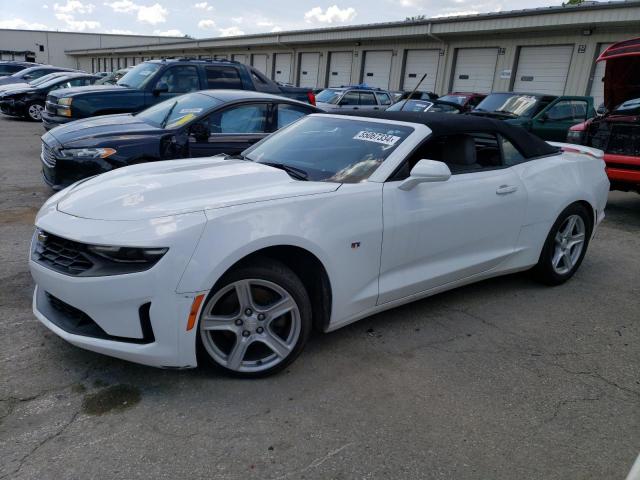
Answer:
[
  {"left": 41, "top": 110, "right": 75, "bottom": 130},
  {"left": 604, "top": 153, "right": 640, "bottom": 190},
  {"left": 29, "top": 206, "right": 208, "bottom": 368},
  {"left": 0, "top": 98, "right": 25, "bottom": 117}
]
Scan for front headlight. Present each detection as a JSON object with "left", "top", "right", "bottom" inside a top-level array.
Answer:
[
  {"left": 88, "top": 245, "right": 168, "bottom": 264},
  {"left": 59, "top": 147, "right": 117, "bottom": 159},
  {"left": 58, "top": 97, "right": 72, "bottom": 106}
]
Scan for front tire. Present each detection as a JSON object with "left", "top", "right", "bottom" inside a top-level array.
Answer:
[
  {"left": 26, "top": 102, "right": 45, "bottom": 121},
  {"left": 533, "top": 203, "right": 592, "bottom": 285},
  {"left": 197, "top": 258, "right": 312, "bottom": 378}
]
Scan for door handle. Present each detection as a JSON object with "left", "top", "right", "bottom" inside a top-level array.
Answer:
[{"left": 496, "top": 185, "right": 518, "bottom": 195}]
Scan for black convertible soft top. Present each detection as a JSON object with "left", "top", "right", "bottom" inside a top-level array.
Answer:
[{"left": 335, "top": 111, "right": 560, "bottom": 159}]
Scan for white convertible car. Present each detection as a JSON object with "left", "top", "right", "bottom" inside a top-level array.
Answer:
[{"left": 29, "top": 112, "right": 609, "bottom": 376}]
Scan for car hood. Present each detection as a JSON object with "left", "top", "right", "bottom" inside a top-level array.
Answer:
[
  {"left": 56, "top": 157, "right": 340, "bottom": 221},
  {"left": 0, "top": 76, "right": 26, "bottom": 86},
  {"left": 49, "top": 84, "right": 134, "bottom": 98},
  {"left": 0, "top": 86, "right": 34, "bottom": 97},
  {"left": 47, "top": 113, "right": 161, "bottom": 145},
  {"left": 0, "top": 82, "right": 31, "bottom": 93}
]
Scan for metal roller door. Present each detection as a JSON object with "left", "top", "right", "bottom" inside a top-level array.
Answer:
[
  {"left": 252, "top": 54, "right": 268, "bottom": 74},
  {"left": 589, "top": 43, "right": 612, "bottom": 107},
  {"left": 403, "top": 49, "right": 440, "bottom": 91},
  {"left": 362, "top": 51, "right": 392, "bottom": 89},
  {"left": 274, "top": 53, "right": 292, "bottom": 83},
  {"left": 328, "top": 52, "right": 352, "bottom": 87},
  {"left": 513, "top": 45, "right": 573, "bottom": 95},
  {"left": 298, "top": 53, "right": 320, "bottom": 88},
  {"left": 452, "top": 48, "right": 498, "bottom": 93},
  {"left": 232, "top": 54, "right": 248, "bottom": 64}
]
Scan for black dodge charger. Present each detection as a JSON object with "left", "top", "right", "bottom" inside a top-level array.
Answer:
[
  {"left": 0, "top": 72, "right": 98, "bottom": 121},
  {"left": 40, "top": 90, "right": 320, "bottom": 189}
]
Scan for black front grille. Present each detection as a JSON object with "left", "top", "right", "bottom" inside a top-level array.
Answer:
[
  {"left": 587, "top": 121, "right": 640, "bottom": 157},
  {"left": 42, "top": 290, "right": 155, "bottom": 344},
  {"left": 607, "top": 124, "right": 640, "bottom": 157},
  {"left": 41, "top": 142, "right": 56, "bottom": 168},
  {"left": 33, "top": 232, "right": 94, "bottom": 275}
]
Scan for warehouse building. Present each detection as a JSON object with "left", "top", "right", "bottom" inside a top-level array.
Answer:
[
  {"left": 0, "top": 29, "right": 185, "bottom": 69},
  {"left": 63, "top": 2, "right": 640, "bottom": 105}
]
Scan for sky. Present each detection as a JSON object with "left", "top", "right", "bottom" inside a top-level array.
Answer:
[{"left": 0, "top": 0, "right": 574, "bottom": 38}]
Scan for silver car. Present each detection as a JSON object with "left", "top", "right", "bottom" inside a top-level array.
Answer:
[{"left": 315, "top": 86, "right": 393, "bottom": 113}]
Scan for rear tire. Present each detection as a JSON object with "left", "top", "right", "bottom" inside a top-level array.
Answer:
[
  {"left": 197, "top": 258, "right": 312, "bottom": 378},
  {"left": 26, "top": 102, "right": 45, "bottom": 121},
  {"left": 532, "top": 203, "right": 592, "bottom": 285}
]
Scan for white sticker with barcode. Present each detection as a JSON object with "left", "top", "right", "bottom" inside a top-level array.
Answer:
[{"left": 353, "top": 131, "right": 400, "bottom": 146}]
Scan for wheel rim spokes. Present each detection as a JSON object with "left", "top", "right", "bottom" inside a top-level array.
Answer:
[
  {"left": 199, "top": 279, "right": 301, "bottom": 372},
  {"left": 552, "top": 214, "right": 586, "bottom": 274}
]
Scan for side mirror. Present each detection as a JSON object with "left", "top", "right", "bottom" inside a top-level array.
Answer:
[
  {"left": 398, "top": 160, "right": 451, "bottom": 191},
  {"left": 22, "top": 74, "right": 32, "bottom": 80},
  {"left": 189, "top": 122, "right": 208, "bottom": 140},
  {"left": 153, "top": 83, "right": 169, "bottom": 95},
  {"left": 537, "top": 113, "right": 548, "bottom": 123}
]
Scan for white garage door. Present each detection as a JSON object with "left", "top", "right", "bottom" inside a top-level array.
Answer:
[
  {"left": 403, "top": 49, "right": 440, "bottom": 92},
  {"left": 589, "top": 43, "right": 612, "bottom": 108},
  {"left": 274, "top": 53, "right": 293, "bottom": 83},
  {"left": 362, "top": 51, "right": 393, "bottom": 89},
  {"left": 252, "top": 54, "right": 268, "bottom": 75},
  {"left": 232, "top": 54, "right": 248, "bottom": 64},
  {"left": 452, "top": 48, "right": 498, "bottom": 93},
  {"left": 298, "top": 53, "right": 320, "bottom": 88},
  {"left": 328, "top": 51, "right": 352, "bottom": 87},
  {"left": 513, "top": 45, "right": 574, "bottom": 95}
]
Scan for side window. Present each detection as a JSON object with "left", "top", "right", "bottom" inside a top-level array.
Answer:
[
  {"left": 68, "top": 78, "right": 91, "bottom": 87},
  {"left": 376, "top": 93, "right": 392, "bottom": 106},
  {"left": 545, "top": 100, "right": 588, "bottom": 122},
  {"left": 155, "top": 66, "right": 199, "bottom": 93},
  {"left": 359, "top": 92, "right": 377, "bottom": 105},
  {"left": 276, "top": 104, "right": 310, "bottom": 129},
  {"left": 208, "top": 103, "right": 268, "bottom": 134},
  {"left": 395, "top": 132, "right": 504, "bottom": 179},
  {"left": 51, "top": 81, "right": 71, "bottom": 91},
  {"left": 29, "top": 69, "right": 52, "bottom": 79},
  {"left": 467, "top": 96, "right": 482, "bottom": 107},
  {"left": 501, "top": 136, "right": 526, "bottom": 167},
  {"left": 340, "top": 91, "right": 359, "bottom": 105},
  {"left": 205, "top": 66, "right": 243, "bottom": 89}
]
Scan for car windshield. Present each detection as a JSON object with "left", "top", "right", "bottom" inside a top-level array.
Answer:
[
  {"left": 116, "top": 62, "right": 161, "bottom": 89},
  {"left": 315, "top": 89, "right": 342, "bottom": 104},
  {"left": 29, "top": 73, "right": 63, "bottom": 86},
  {"left": 611, "top": 97, "right": 640, "bottom": 115},
  {"left": 387, "top": 100, "right": 433, "bottom": 112},
  {"left": 243, "top": 116, "right": 414, "bottom": 183},
  {"left": 439, "top": 95, "right": 468, "bottom": 105},
  {"left": 37, "top": 76, "right": 74, "bottom": 89},
  {"left": 135, "top": 92, "right": 222, "bottom": 129},
  {"left": 474, "top": 94, "right": 539, "bottom": 117}
]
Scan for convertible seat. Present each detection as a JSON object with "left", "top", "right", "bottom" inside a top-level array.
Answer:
[{"left": 443, "top": 134, "right": 481, "bottom": 173}]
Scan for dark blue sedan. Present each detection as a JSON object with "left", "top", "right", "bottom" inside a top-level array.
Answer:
[{"left": 40, "top": 90, "right": 321, "bottom": 189}]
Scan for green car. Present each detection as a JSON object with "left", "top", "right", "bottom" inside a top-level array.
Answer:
[{"left": 469, "top": 92, "right": 595, "bottom": 142}]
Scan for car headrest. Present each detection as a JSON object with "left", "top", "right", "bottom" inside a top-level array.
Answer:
[{"left": 443, "top": 134, "right": 477, "bottom": 165}]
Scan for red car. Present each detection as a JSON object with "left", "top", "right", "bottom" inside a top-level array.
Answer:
[
  {"left": 437, "top": 92, "right": 486, "bottom": 112},
  {"left": 568, "top": 38, "right": 640, "bottom": 193}
]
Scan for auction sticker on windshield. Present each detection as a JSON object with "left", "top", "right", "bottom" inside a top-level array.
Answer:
[{"left": 353, "top": 131, "right": 401, "bottom": 146}]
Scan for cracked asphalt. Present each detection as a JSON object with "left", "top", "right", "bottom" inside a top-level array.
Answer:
[{"left": 1, "top": 116, "right": 639, "bottom": 480}]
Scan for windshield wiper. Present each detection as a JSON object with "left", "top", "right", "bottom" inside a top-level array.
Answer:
[
  {"left": 493, "top": 110, "right": 518, "bottom": 117},
  {"left": 160, "top": 101, "right": 178, "bottom": 129},
  {"left": 261, "top": 162, "right": 309, "bottom": 181},
  {"left": 117, "top": 82, "right": 130, "bottom": 87},
  {"left": 225, "top": 153, "right": 246, "bottom": 160}
]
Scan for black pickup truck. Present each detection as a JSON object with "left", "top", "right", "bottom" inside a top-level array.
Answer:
[{"left": 42, "top": 58, "right": 316, "bottom": 130}]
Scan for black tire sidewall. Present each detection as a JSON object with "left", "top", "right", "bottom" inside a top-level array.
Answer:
[
  {"left": 534, "top": 203, "right": 592, "bottom": 285},
  {"left": 196, "top": 258, "right": 313, "bottom": 378}
]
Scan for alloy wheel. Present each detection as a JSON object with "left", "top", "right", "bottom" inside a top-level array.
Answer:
[
  {"left": 199, "top": 279, "right": 301, "bottom": 373},
  {"left": 28, "top": 104, "right": 44, "bottom": 121},
  {"left": 551, "top": 214, "right": 586, "bottom": 275}
]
